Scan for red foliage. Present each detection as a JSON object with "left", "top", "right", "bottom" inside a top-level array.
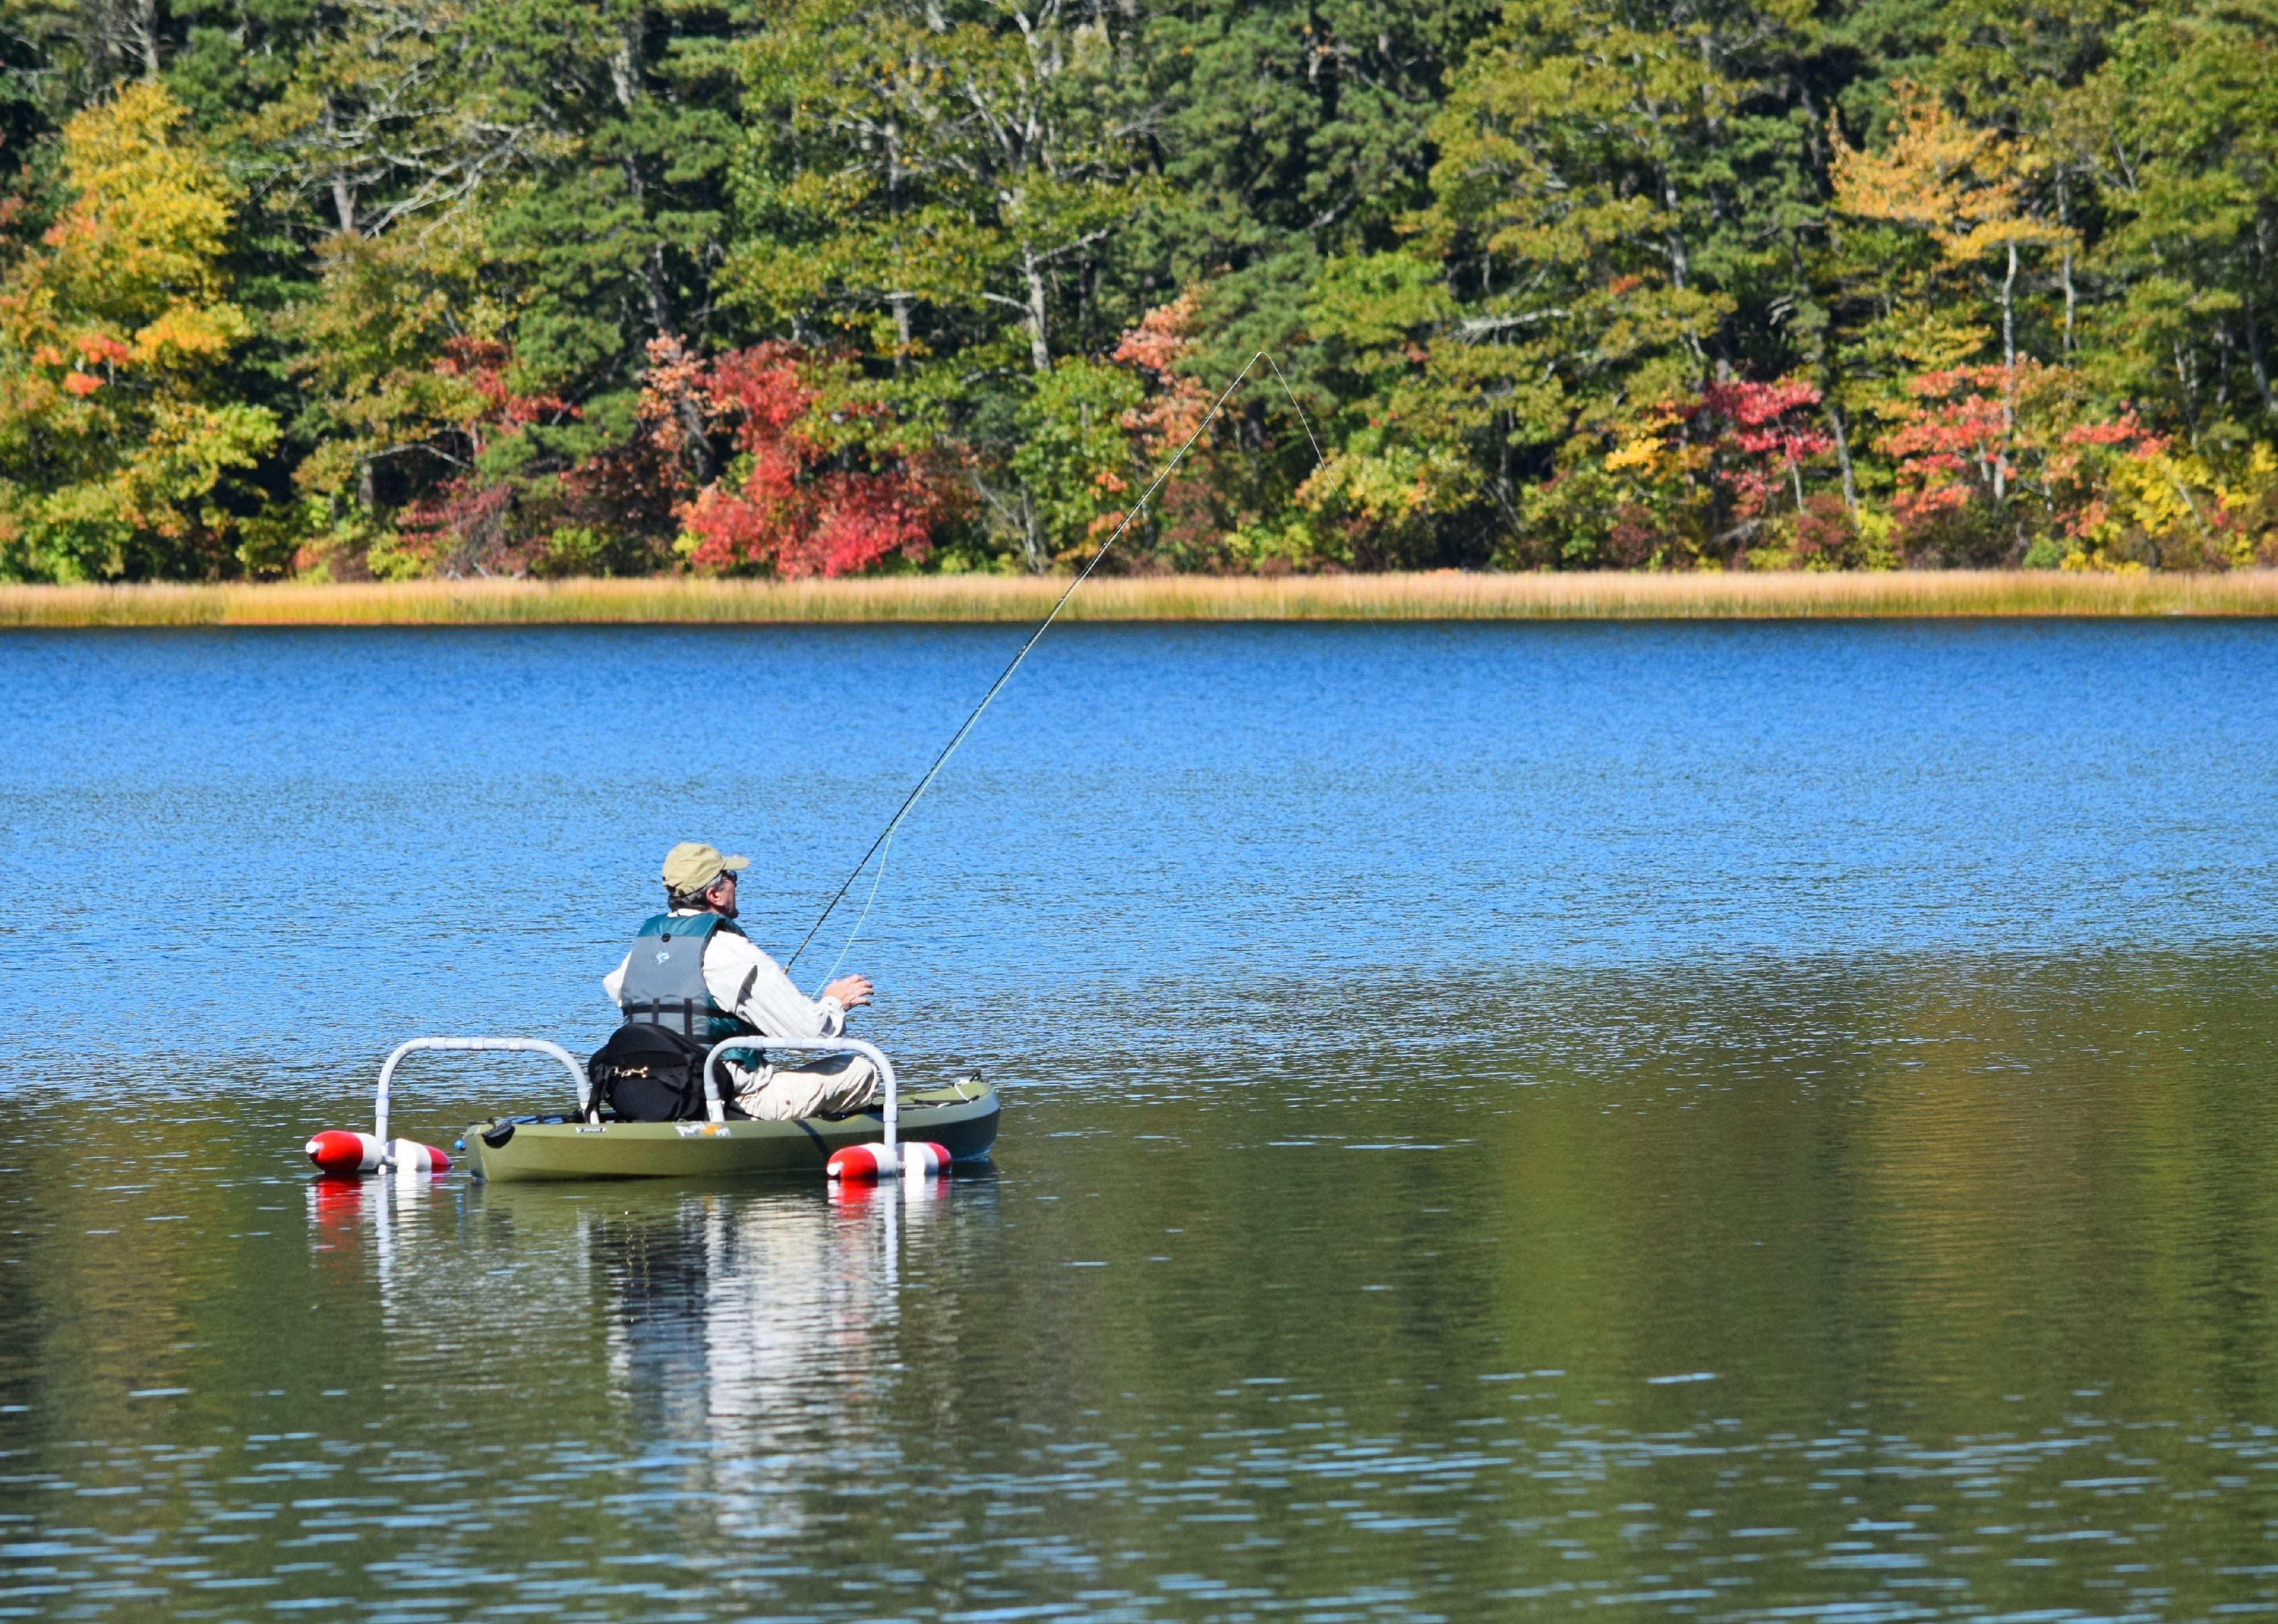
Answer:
[
  {"left": 1111, "top": 295, "right": 1209, "bottom": 439},
  {"left": 677, "top": 342, "right": 952, "bottom": 578},
  {"left": 393, "top": 338, "right": 575, "bottom": 574},
  {"left": 74, "top": 332, "right": 131, "bottom": 368},
  {"left": 1879, "top": 366, "right": 2027, "bottom": 532},
  {"left": 1683, "top": 379, "right": 1834, "bottom": 516},
  {"left": 1606, "top": 501, "right": 1664, "bottom": 567},
  {"left": 2048, "top": 410, "right": 2198, "bottom": 551},
  {"left": 1107, "top": 294, "right": 1229, "bottom": 563},
  {"left": 635, "top": 333, "right": 708, "bottom": 466},
  {"left": 394, "top": 478, "right": 513, "bottom": 573},
  {"left": 379, "top": 335, "right": 952, "bottom": 578},
  {"left": 431, "top": 337, "right": 568, "bottom": 454},
  {"left": 2061, "top": 412, "right": 2162, "bottom": 452},
  {"left": 1790, "top": 492, "right": 1859, "bottom": 564},
  {"left": 540, "top": 334, "right": 708, "bottom": 555}
]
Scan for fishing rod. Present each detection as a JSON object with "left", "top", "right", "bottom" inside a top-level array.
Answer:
[{"left": 786, "top": 349, "right": 1325, "bottom": 973}]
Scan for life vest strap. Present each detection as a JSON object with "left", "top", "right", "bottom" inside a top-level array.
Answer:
[
  {"left": 623, "top": 998, "right": 703, "bottom": 1035},
  {"left": 622, "top": 999, "right": 757, "bottom": 1043}
]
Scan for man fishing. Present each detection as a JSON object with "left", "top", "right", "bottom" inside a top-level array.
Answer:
[{"left": 603, "top": 840, "right": 879, "bottom": 1119}]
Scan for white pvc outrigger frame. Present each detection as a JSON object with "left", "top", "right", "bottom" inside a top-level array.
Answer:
[
  {"left": 370, "top": 1033, "right": 901, "bottom": 1168},
  {"left": 374, "top": 1037, "right": 589, "bottom": 1150},
  {"left": 702, "top": 1036, "right": 900, "bottom": 1157}
]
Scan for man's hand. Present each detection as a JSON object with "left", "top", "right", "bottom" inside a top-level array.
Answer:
[{"left": 824, "top": 974, "right": 874, "bottom": 1010}]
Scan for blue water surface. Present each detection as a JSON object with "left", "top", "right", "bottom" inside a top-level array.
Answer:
[
  {"left": 2, "top": 621, "right": 2271, "bottom": 1079},
  {"left": 3, "top": 621, "right": 2278, "bottom": 1624}
]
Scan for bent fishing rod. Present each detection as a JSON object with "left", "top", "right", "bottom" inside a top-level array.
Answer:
[{"left": 785, "top": 350, "right": 1324, "bottom": 973}]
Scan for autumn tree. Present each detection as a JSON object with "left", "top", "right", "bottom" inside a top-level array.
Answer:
[
  {"left": 2076, "top": 5, "right": 2278, "bottom": 443},
  {"left": 728, "top": 0, "right": 1154, "bottom": 565},
  {"left": 0, "top": 80, "right": 279, "bottom": 580},
  {"left": 1830, "top": 83, "right": 2071, "bottom": 383},
  {"left": 677, "top": 342, "right": 958, "bottom": 577},
  {"left": 1307, "top": 0, "right": 1832, "bottom": 566},
  {"left": 5, "top": 0, "right": 2277, "bottom": 579}
]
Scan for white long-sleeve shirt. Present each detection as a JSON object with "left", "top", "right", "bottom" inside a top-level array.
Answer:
[{"left": 602, "top": 909, "right": 846, "bottom": 1040}]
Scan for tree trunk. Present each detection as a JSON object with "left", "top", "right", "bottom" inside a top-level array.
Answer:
[
  {"left": 1659, "top": 162, "right": 1687, "bottom": 290},
  {"left": 1997, "top": 239, "right": 2017, "bottom": 506},
  {"left": 2061, "top": 242, "right": 2075, "bottom": 357},
  {"left": 323, "top": 101, "right": 356, "bottom": 233},
  {"left": 2252, "top": 223, "right": 2276, "bottom": 416},
  {"left": 1021, "top": 247, "right": 1051, "bottom": 374},
  {"left": 678, "top": 394, "right": 715, "bottom": 488},
  {"left": 609, "top": 30, "right": 641, "bottom": 111},
  {"left": 133, "top": 0, "right": 160, "bottom": 78},
  {"left": 640, "top": 239, "right": 676, "bottom": 336},
  {"left": 1825, "top": 399, "right": 1857, "bottom": 513},
  {"left": 886, "top": 119, "right": 909, "bottom": 378},
  {"left": 2058, "top": 172, "right": 2076, "bottom": 357},
  {"left": 1020, "top": 489, "right": 1043, "bottom": 572},
  {"left": 2001, "top": 238, "right": 2018, "bottom": 372}
]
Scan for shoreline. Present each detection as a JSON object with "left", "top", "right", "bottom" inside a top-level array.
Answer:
[{"left": 5, "top": 570, "right": 2277, "bottom": 626}]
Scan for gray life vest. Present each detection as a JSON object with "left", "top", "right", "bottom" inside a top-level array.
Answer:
[{"left": 618, "top": 912, "right": 759, "bottom": 1042}]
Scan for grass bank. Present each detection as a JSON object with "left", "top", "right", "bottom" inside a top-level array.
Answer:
[{"left": 5, "top": 569, "right": 2277, "bottom": 626}]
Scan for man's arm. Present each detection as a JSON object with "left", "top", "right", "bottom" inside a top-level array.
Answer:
[
  {"left": 602, "top": 953, "right": 630, "bottom": 1009},
  {"left": 704, "top": 933, "right": 846, "bottom": 1039}
]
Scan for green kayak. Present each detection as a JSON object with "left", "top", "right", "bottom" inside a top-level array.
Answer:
[
  {"left": 345, "top": 1034, "right": 998, "bottom": 1185},
  {"left": 465, "top": 1079, "right": 999, "bottom": 1182}
]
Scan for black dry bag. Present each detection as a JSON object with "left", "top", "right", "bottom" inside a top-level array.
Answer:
[{"left": 588, "top": 1023, "right": 721, "bottom": 1122}]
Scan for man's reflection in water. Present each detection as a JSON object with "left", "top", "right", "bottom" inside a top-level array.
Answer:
[
  {"left": 591, "top": 1181, "right": 950, "bottom": 1538},
  {"left": 315, "top": 1171, "right": 986, "bottom": 1540}
]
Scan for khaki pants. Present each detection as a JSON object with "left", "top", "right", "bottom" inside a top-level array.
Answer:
[{"left": 732, "top": 1052, "right": 881, "bottom": 1121}]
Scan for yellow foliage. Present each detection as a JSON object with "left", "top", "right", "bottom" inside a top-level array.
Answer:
[
  {"left": 2214, "top": 444, "right": 2278, "bottom": 564},
  {"left": 2059, "top": 548, "right": 2149, "bottom": 574},
  {"left": 46, "top": 81, "right": 238, "bottom": 314},
  {"left": 1830, "top": 84, "right": 2071, "bottom": 266},
  {"left": 0, "top": 81, "right": 276, "bottom": 581},
  {"left": 1298, "top": 442, "right": 1473, "bottom": 525},
  {"left": 2066, "top": 446, "right": 2256, "bottom": 571},
  {"left": 1605, "top": 436, "right": 1663, "bottom": 475},
  {"left": 287, "top": 225, "right": 501, "bottom": 506}
]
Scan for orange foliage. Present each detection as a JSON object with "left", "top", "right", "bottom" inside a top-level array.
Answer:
[
  {"left": 1109, "top": 293, "right": 1219, "bottom": 558},
  {"left": 676, "top": 343, "right": 956, "bottom": 578},
  {"left": 1113, "top": 293, "right": 1211, "bottom": 453}
]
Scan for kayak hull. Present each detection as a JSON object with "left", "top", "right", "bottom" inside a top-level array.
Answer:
[{"left": 465, "top": 1084, "right": 999, "bottom": 1182}]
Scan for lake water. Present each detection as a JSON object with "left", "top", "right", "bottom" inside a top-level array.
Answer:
[{"left": 3, "top": 621, "right": 2278, "bottom": 1622}]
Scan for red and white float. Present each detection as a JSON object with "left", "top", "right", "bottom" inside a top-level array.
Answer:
[
  {"left": 827, "top": 1140, "right": 952, "bottom": 1182},
  {"left": 304, "top": 1129, "right": 450, "bottom": 1177}
]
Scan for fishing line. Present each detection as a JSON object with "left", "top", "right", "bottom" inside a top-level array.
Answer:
[
  {"left": 785, "top": 349, "right": 1325, "bottom": 972},
  {"left": 822, "top": 826, "right": 893, "bottom": 982}
]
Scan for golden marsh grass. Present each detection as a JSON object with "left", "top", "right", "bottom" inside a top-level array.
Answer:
[{"left": 3, "top": 569, "right": 2276, "bottom": 626}]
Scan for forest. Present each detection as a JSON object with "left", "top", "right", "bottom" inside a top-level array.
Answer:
[{"left": 4, "top": 0, "right": 2278, "bottom": 581}]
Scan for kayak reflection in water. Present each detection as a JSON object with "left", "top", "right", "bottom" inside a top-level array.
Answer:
[
  {"left": 602, "top": 840, "right": 880, "bottom": 1119},
  {"left": 596, "top": 1188, "right": 905, "bottom": 1536}
]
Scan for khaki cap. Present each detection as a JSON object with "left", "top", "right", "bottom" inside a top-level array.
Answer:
[{"left": 662, "top": 840, "right": 749, "bottom": 894}]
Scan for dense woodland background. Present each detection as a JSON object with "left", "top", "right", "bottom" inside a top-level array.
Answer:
[{"left": 5, "top": 0, "right": 2278, "bottom": 581}]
